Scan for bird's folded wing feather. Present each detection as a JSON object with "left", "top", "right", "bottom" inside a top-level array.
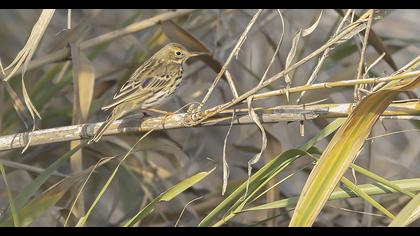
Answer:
[{"left": 102, "top": 75, "right": 168, "bottom": 111}]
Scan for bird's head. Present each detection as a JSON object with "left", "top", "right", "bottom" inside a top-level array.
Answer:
[{"left": 157, "top": 43, "right": 209, "bottom": 64}]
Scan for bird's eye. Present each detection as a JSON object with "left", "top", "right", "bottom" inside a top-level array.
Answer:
[{"left": 175, "top": 51, "right": 181, "bottom": 56}]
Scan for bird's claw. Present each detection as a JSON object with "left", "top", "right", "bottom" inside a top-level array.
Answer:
[{"left": 182, "top": 104, "right": 203, "bottom": 127}]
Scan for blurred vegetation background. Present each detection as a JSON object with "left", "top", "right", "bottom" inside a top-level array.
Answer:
[{"left": 0, "top": 9, "right": 419, "bottom": 227}]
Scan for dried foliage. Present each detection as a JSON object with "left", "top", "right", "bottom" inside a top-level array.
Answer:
[{"left": 0, "top": 9, "right": 419, "bottom": 227}]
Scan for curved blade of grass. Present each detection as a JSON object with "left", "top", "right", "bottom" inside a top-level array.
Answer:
[
  {"left": 3, "top": 10, "right": 55, "bottom": 81},
  {"left": 289, "top": 76, "right": 420, "bottom": 227},
  {"left": 198, "top": 118, "right": 345, "bottom": 226},
  {"left": 243, "top": 178, "right": 420, "bottom": 212},
  {"left": 124, "top": 166, "right": 215, "bottom": 227},
  {"left": 0, "top": 161, "right": 20, "bottom": 226},
  {"left": 0, "top": 142, "right": 84, "bottom": 225},
  {"left": 389, "top": 192, "right": 420, "bottom": 227}
]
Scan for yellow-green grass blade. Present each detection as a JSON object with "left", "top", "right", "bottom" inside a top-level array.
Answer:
[
  {"left": 389, "top": 192, "right": 420, "bottom": 226},
  {"left": 0, "top": 161, "right": 20, "bottom": 226},
  {"left": 210, "top": 151, "right": 313, "bottom": 227},
  {"left": 198, "top": 118, "right": 345, "bottom": 226},
  {"left": 123, "top": 167, "right": 215, "bottom": 227},
  {"left": 307, "top": 149, "right": 416, "bottom": 198},
  {"left": 243, "top": 178, "right": 420, "bottom": 212},
  {"left": 240, "top": 149, "right": 413, "bottom": 219},
  {"left": 210, "top": 147, "right": 397, "bottom": 226},
  {"left": 340, "top": 176, "right": 395, "bottom": 219},
  {"left": 289, "top": 76, "right": 420, "bottom": 226}
]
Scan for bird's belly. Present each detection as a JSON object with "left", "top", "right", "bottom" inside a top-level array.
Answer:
[{"left": 140, "top": 76, "right": 183, "bottom": 109}]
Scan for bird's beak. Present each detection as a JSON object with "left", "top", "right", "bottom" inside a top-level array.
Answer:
[{"left": 188, "top": 51, "right": 211, "bottom": 57}]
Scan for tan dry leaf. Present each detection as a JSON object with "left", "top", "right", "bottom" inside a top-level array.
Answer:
[
  {"left": 302, "top": 10, "right": 323, "bottom": 37},
  {"left": 70, "top": 44, "right": 95, "bottom": 123}
]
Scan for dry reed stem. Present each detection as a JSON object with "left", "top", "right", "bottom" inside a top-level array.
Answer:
[
  {"left": 0, "top": 101, "right": 417, "bottom": 152},
  {"left": 252, "top": 70, "right": 420, "bottom": 100},
  {"left": 354, "top": 9, "right": 374, "bottom": 101}
]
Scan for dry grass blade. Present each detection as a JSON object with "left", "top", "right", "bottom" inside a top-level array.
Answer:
[
  {"left": 259, "top": 10, "right": 284, "bottom": 86},
  {"left": 2, "top": 10, "right": 55, "bottom": 81},
  {"left": 1, "top": 9, "right": 55, "bottom": 152},
  {"left": 335, "top": 9, "right": 398, "bottom": 71},
  {"left": 199, "top": 9, "right": 263, "bottom": 109},
  {"left": 302, "top": 10, "right": 323, "bottom": 37},
  {"left": 289, "top": 75, "right": 420, "bottom": 226},
  {"left": 283, "top": 29, "right": 301, "bottom": 101},
  {"left": 221, "top": 112, "right": 235, "bottom": 196},
  {"left": 297, "top": 9, "right": 352, "bottom": 104},
  {"left": 2, "top": 81, "right": 32, "bottom": 129},
  {"left": 70, "top": 44, "right": 95, "bottom": 123},
  {"left": 244, "top": 97, "right": 267, "bottom": 196}
]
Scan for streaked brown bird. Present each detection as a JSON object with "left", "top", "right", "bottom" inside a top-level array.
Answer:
[{"left": 89, "top": 43, "right": 205, "bottom": 143}]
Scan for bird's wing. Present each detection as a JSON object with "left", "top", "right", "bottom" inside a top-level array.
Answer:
[{"left": 102, "top": 74, "right": 169, "bottom": 111}]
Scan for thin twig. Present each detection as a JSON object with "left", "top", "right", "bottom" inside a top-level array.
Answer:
[
  {"left": 296, "top": 9, "right": 353, "bottom": 104},
  {"left": 198, "top": 9, "right": 263, "bottom": 109},
  {"left": 354, "top": 9, "right": 374, "bottom": 101}
]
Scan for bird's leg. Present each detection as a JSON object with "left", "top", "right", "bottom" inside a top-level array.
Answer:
[{"left": 182, "top": 103, "right": 204, "bottom": 127}]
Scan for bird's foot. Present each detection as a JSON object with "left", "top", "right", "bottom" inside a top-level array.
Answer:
[{"left": 182, "top": 104, "right": 204, "bottom": 127}]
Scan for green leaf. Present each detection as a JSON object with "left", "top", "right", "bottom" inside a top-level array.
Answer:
[
  {"left": 198, "top": 118, "right": 345, "bottom": 226},
  {"left": 0, "top": 142, "right": 83, "bottom": 225},
  {"left": 0, "top": 161, "right": 20, "bottom": 226},
  {"left": 0, "top": 160, "right": 97, "bottom": 227},
  {"left": 124, "top": 167, "right": 215, "bottom": 226},
  {"left": 243, "top": 178, "right": 420, "bottom": 212}
]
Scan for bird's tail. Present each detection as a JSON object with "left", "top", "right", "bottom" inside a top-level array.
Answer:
[{"left": 89, "top": 108, "right": 122, "bottom": 144}]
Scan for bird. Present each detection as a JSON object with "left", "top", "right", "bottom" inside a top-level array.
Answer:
[{"left": 89, "top": 43, "right": 206, "bottom": 143}]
